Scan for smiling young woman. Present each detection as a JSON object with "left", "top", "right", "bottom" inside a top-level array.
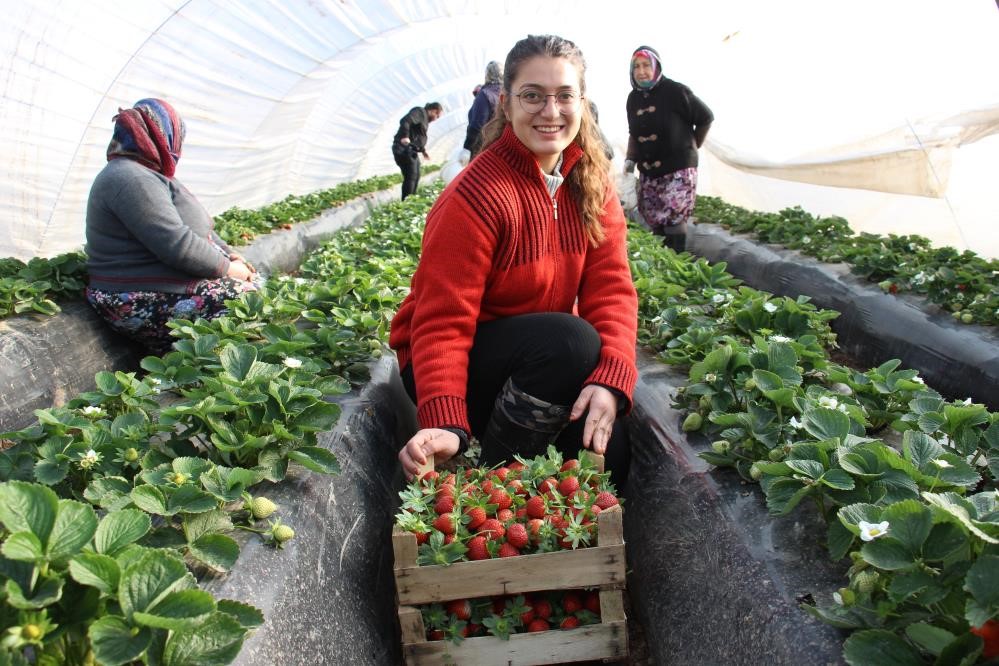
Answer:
[{"left": 390, "top": 34, "right": 637, "bottom": 492}]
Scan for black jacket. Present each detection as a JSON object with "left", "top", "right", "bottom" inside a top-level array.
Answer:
[
  {"left": 392, "top": 107, "right": 431, "bottom": 156},
  {"left": 626, "top": 77, "right": 713, "bottom": 177}
]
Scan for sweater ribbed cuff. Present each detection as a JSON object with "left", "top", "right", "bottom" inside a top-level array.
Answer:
[
  {"left": 585, "top": 355, "right": 638, "bottom": 414},
  {"left": 417, "top": 395, "right": 472, "bottom": 435}
]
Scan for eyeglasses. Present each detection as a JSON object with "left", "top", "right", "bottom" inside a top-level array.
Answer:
[{"left": 513, "top": 89, "right": 583, "bottom": 114}]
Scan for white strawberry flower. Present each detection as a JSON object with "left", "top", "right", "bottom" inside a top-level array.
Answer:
[
  {"left": 961, "top": 398, "right": 972, "bottom": 406},
  {"left": 704, "top": 373, "right": 718, "bottom": 383},
  {"left": 858, "top": 520, "right": 890, "bottom": 541},
  {"left": 818, "top": 396, "right": 839, "bottom": 410},
  {"left": 283, "top": 357, "right": 303, "bottom": 369},
  {"left": 278, "top": 275, "right": 290, "bottom": 281},
  {"left": 931, "top": 458, "right": 952, "bottom": 469},
  {"left": 81, "top": 406, "right": 104, "bottom": 417},
  {"left": 788, "top": 416, "right": 804, "bottom": 429},
  {"left": 770, "top": 334, "right": 791, "bottom": 343},
  {"left": 912, "top": 376, "right": 925, "bottom": 385},
  {"left": 763, "top": 302, "right": 778, "bottom": 313},
  {"left": 148, "top": 377, "right": 161, "bottom": 385},
  {"left": 801, "top": 236, "right": 811, "bottom": 244},
  {"left": 833, "top": 591, "right": 844, "bottom": 605},
  {"left": 712, "top": 294, "right": 726, "bottom": 304},
  {"left": 294, "top": 277, "right": 307, "bottom": 285}
]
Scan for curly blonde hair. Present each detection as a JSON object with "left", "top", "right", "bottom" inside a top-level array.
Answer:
[{"left": 479, "top": 34, "right": 610, "bottom": 246}]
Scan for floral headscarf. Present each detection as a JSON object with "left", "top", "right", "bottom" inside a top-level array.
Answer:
[
  {"left": 106, "top": 98, "right": 186, "bottom": 177},
  {"left": 630, "top": 46, "right": 663, "bottom": 91}
]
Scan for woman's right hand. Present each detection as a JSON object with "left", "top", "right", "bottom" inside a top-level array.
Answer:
[
  {"left": 399, "top": 428, "right": 460, "bottom": 480},
  {"left": 226, "top": 259, "right": 254, "bottom": 281}
]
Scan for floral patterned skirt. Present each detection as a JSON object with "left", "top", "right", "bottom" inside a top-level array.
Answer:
[
  {"left": 86, "top": 277, "right": 256, "bottom": 355},
  {"left": 638, "top": 167, "right": 699, "bottom": 230}
]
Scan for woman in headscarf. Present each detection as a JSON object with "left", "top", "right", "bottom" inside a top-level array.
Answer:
[
  {"left": 460, "top": 60, "right": 504, "bottom": 162},
  {"left": 85, "top": 98, "right": 257, "bottom": 354},
  {"left": 624, "top": 46, "right": 714, "bottom": 252}
]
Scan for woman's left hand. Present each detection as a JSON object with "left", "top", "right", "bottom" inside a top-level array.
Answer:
[
  {"left": 229, "top": 253, "right": 256, "bottom": 274},
  {"left": 569, "top": 385, "right": 618, "bottom": 455}
]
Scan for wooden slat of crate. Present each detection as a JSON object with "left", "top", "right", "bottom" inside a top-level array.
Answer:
[
  {"left": 393, "top": 505, "right": 624, "bottom": 606},
  {"left": 400, "top": 589, "right": 628, "bottom": 666}
]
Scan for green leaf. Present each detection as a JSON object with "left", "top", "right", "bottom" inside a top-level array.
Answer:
[
  {"left": 804, "top": 407, "right": 851, "bottom": 442},
  {"left": 287, "top": 447, "right": 340, "bottom": 475},
  {"left": 95, "top": 509, "right": 152, "bottom": 556},
  {"left": 33, "top": 458, "right": 69, "bottom": 485},
  {"left": 217, "top": 600, "right": 264, "bottom": 629},
  {"left": 167, "top": 485, "right": 218, "bottom": 515},
  {"left": 2, "top": 532, "right": 44, "bottom": 561},
  {"left": 922, "top": 492, "right": 999, "bottom": 544},
  {"left": 94, "top": 371, "right": 124, "bottom": 396},
  {"left": 0, "top": 481, "right": 58, "bottom": 543},
  {"left": 921, "top": 522, "right": 967, "bottom": 562},
  {"left": 219, "top": 344, "right": 257, "bottom": 382},
  {"left": 862, "top": 538, "right": 916, "bottom": 570},
  {"left": 784, "top": 459, "right": 825, "bottom": 479},
  {"left": 133, "top": 588, "right": 216, "bottom": 631},
  {"left": 838, "top": 503, "right": 882, "bottom": 531},
  {"left": 47, "top": 499, "right": 98, "bottom": 562},
  {"left": 903, "top": 623, "right": 954, "bottom": 657},
  {"left": 5, "top": 573, "right": 63, "bottom": 609},
  {"left": 183, "top": 510, "right": 233, "bottom": 543},
  {"left": 765, "top": 477, "right": 813, "bottom": 516},
  {"left": 131, "top": 485, "right": 169, "bottom": 515},
  {"left": 842, "top": 629, "right": 923, "bottom": 666},
  {"left": 827, "top": 518, "right": 855, "bottom": 560},
  {"left": 161, "top": 611, "right": 247, "bottom": 666},
  {"left": 289, "top": 402, "right": 341, "bottom": 432},
  {"left": 964, "top": 554, "right": 999, "bottom": 611},
  {"left": 187, "top": 534, "right": 239, "bottom": 572},
  {"left": 820, "top": 469, "right": 855, "bottom": 490},
  {"left": 89, "top": 615, "right": 152, "bottom": 666},
  {"left": 120, "top": 550, "right": 197, "bottom": 621},
  {"left": 902, "top": 431, "right": 943, "bottom": 469},
  {"left": 881, "top": 500, "right": 932, "bottom": 553},
  {"left": 752, "top": 369, "right": 783, "bottom": 392},
  {"left": 69, "top": 552, "right": 121, "bottom": 595}
]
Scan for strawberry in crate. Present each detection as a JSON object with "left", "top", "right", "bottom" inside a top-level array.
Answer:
[{"left": 394, "top": 446, "right": 621, "bottom": 565}]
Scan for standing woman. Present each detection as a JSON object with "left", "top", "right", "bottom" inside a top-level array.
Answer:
[
  {"left": 624, "top": 46, "right": 713, "bottom": 252},
  {"left": 460, "top": 60, "right": 503, "bottom": 163},
  {"left": 85, "top": 98, "right": 257, "bottom": 355},
  {"left": 391, "top": 34, "right": 638, "bottom": 486}
]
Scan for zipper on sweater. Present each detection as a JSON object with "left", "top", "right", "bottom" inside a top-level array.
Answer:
[{"left": 551, "top": 197, "right": 558, "bottom": 221}]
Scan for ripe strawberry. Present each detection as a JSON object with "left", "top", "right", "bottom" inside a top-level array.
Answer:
[
  {"left": 562, "top": 592, "right": 583, "bottom": 614},
  {"left": 491, "top": 597, "right": 508, "bottom": 614},
  {"left": 533, "top": 598, "right": 553, "bottom": 620},
  {"left": 526, "top": 618, "right": 550, "bottom": 632},
  {"left": 435, "top": 483, "right": 455, "bottom": 500},
  {"left": 506, "top": 523, "right": 529, "bottom": 549},
  {"left": 584, "top": 591, "right": 601, "bottom": 614},
  {"left": 428, "top": 629, "right": 445, "bottom": 640},
  {"left": 464, "top": 622, "right": 481, "bottom": 637},
  {"left": 558, "top": 476, "right": 580, "bottom": 497},
  {"left": 433, "top": 513, "right": 455, "bottom": 535},
  {"left": 493, "top": 467, "right": 510, "bottom": 482},
  {"left": 508, "top": 461, "right": 526, "bottom": 472},
  {"left": 560, "top": 459, "right": 580, "bottom": 472},
  {"left": 527, "top": 518, "right": 545, "bottom": 543},
  {"left": 498, "top": 543, "right": 520, "bottom": 558},
  {"left": 464, "top": 506, "right": 487, "bottom": 530},
  {"left": 420, "top": 470, "right": 439, "bottom": 483},
  {"left": 443, "top": 533, "right": 455, "bottom": 545},
  {"left": 414, "top": 530, "right": 430, "bottom": 545},
  {"left": 434, "top": 495, "right": 455, "bottom": 515},
  {"left": 971, "top": 619, "right": 999, "bottom": 659},
  {"left": 489, "top": 488, "right": 513, "bottom": 511},
  {"left": 481, "top": 479, "right": 495, "bottom": 494},
  {"left": 467, "top": 535, "right": 490, "bottom": 560},
  {"left": 507, "top": 479, "right": 527, "bottom": 496},
  {"left": 560, "top": 616, "right": 581, "bottom": 630},
  {"left": 590, "top": 504, "right": 603, "bottom": 517},
  {"left": 595, "top": 491, "right": 619, "bottom": 510},
  {"left": 477, "top": 519, "right": 505, "bottom": 541},
  {"left": 525, "top": 495, "right": 547, "bottom": 519},
  {"left": 520, "top": 605, "right": 536, "bottom": 625},
  {"left": 538, "top": 477, "right": 559, "bottom": 497},
  {"left": 497, "top": 508, "right": 514, "bottom": 523},
  {"left": 514, "top": 508, "right": 528, "bottom": 519},
  {"left": 445, "top": 599, "right": 472, "bottom": 621}
]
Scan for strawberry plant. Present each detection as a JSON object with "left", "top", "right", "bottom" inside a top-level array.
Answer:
[{"left": 0, "top": 251, "right": 87, "bottom": 319}]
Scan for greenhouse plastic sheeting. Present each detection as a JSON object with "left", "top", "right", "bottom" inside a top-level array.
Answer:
[
  {"left": 2, "top": 1, "right": 998, "bottom": 260},
  {"left": 686, "top": 223, "right": 999, "bottom": 411}
]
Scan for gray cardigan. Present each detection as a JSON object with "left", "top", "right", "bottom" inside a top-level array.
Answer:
[{"left": 85, "top": 158, "right": 231, "bottom": 293}]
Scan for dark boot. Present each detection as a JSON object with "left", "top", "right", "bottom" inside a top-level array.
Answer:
[{"left": 478, "top": 378, "right": 571, "bottom": 467}]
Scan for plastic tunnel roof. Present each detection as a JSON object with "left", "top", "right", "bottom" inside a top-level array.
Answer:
[{"left": 3, "top": 0, "right": 998, "bottom": 261}]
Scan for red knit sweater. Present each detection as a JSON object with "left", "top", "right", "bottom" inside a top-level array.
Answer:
[{"left": 389, "top": 125, "right": 639, "bottom": 434}]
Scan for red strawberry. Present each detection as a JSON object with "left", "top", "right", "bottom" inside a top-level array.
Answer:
[
  {"left": 481, "top": 479, "right": 495, "bottom": 494},
  {"left": 562, "top": 592, "right": 583, "bottom": 614},
  {"left": 432, "top": 513, "right": 455, "bottom": 535},
  {"left": 428, "top": 629, "right": 445, "bottom": 640},
  {"left": 558, "top": 476, "right": 580, "bottom": 497},
  {"left": 443, "top": 533, "right": 455, "bottom": 545},
  {"left": 464, "top": 506, "right": 486, "bottom": 530},
  {"left": 420, "top": 470, "right": 440, "bottom": 483},
  {"left": 489, "top": 488, "right": 513, "bottom": 511},
  {"left": 595, "top": 491, "right": 619, "bottom": 509},
  {"left": 446, "top": 599, "right": 472, "bottom": 621},
  {"left": 507, "top": 479, "right": 527, "bottom": 496},
  {"left": 477, "top": 518, "right": 505, "bottom": 541},
  {"left": 520, "top": 605, "right": 536, "bottom": 625},
  {"left": 493, "top": 467, "right": 510, "bottom": 482},
  {"left": 467, "top": 535, "right": 490, "bottom": 560},
  {"left": 491, "top": 597, "right": 508, "bottom": 614},
  {"left": 464, "top": 622, "right": 481, "bottom": 637},
  {"left": 527, "top": 518, "right": 545, "bottom": 543},
  {"left": 525, "top": 495, "right": 547, "bottom": 519},
  {"left": 498, "top": 543, "right": 520, "bottom": 558},
  {"left": 506, "top": 523, "right": 529, "bottom": 549},
  {"left": 533, "top": 598, "right": 553, "bottom": 619},
  {"left": 497, "top": 508, "right": 514, "bottom": 523},
  {"left": 434, "top": 495, "right": 455, "bottom": 515},
  {"left": 526, "top": 618, "right": 550, "bottom": 632},
  {"left": 508, "top": 461, "right": 526, "bottom": 472},
  {"left": 414, "top": 530, "right": 429, "bottom": 545},
  {"left": 560, "top": 616, "right": 581, "bottom": 630},
  {"left": 591, "top": 504, "right": 603, "bottom": 517},
  {"left": 560, "top": 459, "right": 580, "bottom": 472},
  {"left": 514, "top": 508, "right": 528, "bottom": 519},
  {"left": 972, "top": 619, "right": 999, "bottom": 659},
  {"left": 584, "top": 591, "right": 601, "bottom": 614},
  {"left": 538, "top": 477, "right": 559, "bottom": 497}
]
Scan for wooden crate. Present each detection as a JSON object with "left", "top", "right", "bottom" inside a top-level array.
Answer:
[{"left": 393, "top": 458, "right": 628, "bottom": 666}]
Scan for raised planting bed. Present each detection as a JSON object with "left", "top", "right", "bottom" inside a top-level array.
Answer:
[
  {"left": 0, "top": 175, "right": 438, "bottom": 433},
  {"left": 686, "top": 223, "right": 999, "bottom": 410}
]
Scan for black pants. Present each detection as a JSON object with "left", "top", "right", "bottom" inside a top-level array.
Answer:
[
  {"left": 393, "top": 149, "right": 421, "bottom": 200},
  {"left": 400, "top": 312, "right": 631, "bottom": 488},
  {"left": 653, "top": 222, "right": 687, "bottom": 253}
]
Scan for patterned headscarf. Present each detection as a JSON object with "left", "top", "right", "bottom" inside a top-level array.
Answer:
[
  {"left": 106, "top": 98, "right": 186, "bottom": 177},
  {"left": 484, "top": 60, "right": 503, "bottom": 85},
  {"left": 630, "top": 46, "right": 663, "bottom": 91}
]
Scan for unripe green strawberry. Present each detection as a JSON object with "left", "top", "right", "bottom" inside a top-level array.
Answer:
[
  {"left": 21, "top": 624, "right": 42, "bottom": 640},
  {"left": 950, "top": 302, "right": 963, "bottom": 312},
  {"left": 272, "top": 524, "right": 295, "bottom": 544},
  {"left": 123, "top": 447, "right": 140, "bottom": 462},
  {"left": 169, "top": 472, "right": 188, "bottom": 485},
  {"left": 749, "top": 462, "right": 764, "bottom": 481},
  {"left": 768, "top": 447, "right": 785, "bottom": 461},
  {"left": 711, "top": 440, "right": 730, "bottom": 454},
  {"left": 961, "top": 313, "right": 974, "bottom": 324},
  {"left": 698, "top": 395, "right": 712, "bottom": 410},
  {"left": 744, "top": 378, "right": 757, "bottom": 391},
  {"left": 852, "top": 569, "right": 879, "bottom": 594},
  {"left": 250, "top": 497, "right": 277, "bottom": 520},
  {"left": 682, "top": 413, "right": 703, "bottom": 432},
  {"left": 836, "top": 587, "right": 855, "bottom": 606},
  {"left": 878, "top": 280, "right": 892, "bottom": 293},
  {"left": 951, "top": 310, "right": 962, "bottom": 319}
]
